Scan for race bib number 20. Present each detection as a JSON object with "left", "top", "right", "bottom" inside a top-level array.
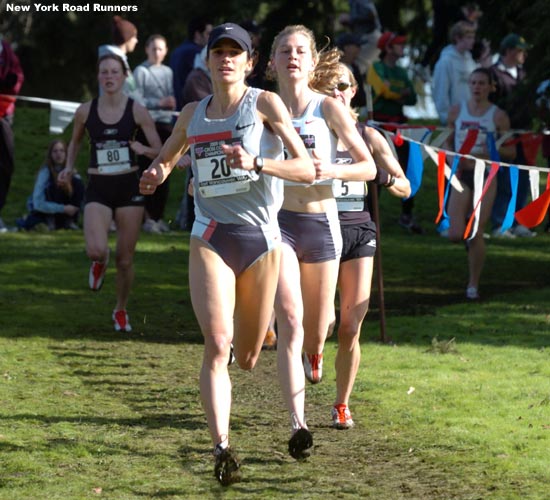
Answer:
[{"left": 194, "top": 138, "right": 252, "bottom": 198}]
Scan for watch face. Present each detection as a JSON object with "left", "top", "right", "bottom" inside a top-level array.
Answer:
[{"left": 255, "top": 157, "right": 264, "bottom": 170}]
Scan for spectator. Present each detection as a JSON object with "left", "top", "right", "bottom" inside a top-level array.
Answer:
[
  {"left": 134, "top": 34, "right": 176, "bottom": 233},
  {"left": 418, "top": 1, "right": 483, "bottom": 76},
  {"left": 181, "top": 47, "right": 211, "bottom": 105},
  {"left": 341, "top": 0, "right": 382, "bottom": 76},
  {"left": 240, "top": 19, "right": 266, "bottom": 89},
  {"left": 0, "top": 35, "right": 24, "bottom": 232},
  {"left": 445, "top": 68, "right": 514, "bottom": 300},
  {"left": 16, "top": 140, "right": 84, "bottom": 231},
  {"left": 169, "top": 16, "right": 213, "bottom": 109},
  {"left": 535, "top": 78, "right": 550, "bottom": 232},
  {"left": 177, "top": 46, "right": 212, "bottom": 231},
  {"left": 98, "top": 16, "right": 142, "bottom": 103},
  {"left": 368, "top": 32, "right": 417, "bottom": 123},
  {"left": 432, "top": 20, "right": 477, "bottom": 125},
  {"left": 489, "top": 33, "right": 535, "bottom": 238},
  {"left": 367, "top": 31, "right": 421, "bottom": 233},
  {"left": 336, "top": 32, "right": 366, "bottom": 110}
]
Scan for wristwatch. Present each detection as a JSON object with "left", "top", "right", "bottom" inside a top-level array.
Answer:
[{"left": 254, "top": 156, "right": 264, "bottom": 174}]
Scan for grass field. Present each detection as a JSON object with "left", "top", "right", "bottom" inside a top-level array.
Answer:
[{"left": 1, "top": 106, "right": 550, "bottom": 499}]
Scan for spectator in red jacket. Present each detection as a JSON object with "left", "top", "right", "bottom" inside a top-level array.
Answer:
[{"left": 0, "top": 36, "right": 24, "bottom": 232}]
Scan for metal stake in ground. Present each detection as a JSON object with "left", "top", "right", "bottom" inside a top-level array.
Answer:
[{"left": 366, "top": 84, "right": 388, "bottom": 343}]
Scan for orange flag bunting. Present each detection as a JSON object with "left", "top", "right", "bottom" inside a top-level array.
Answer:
[{"left": 515, "top": 187, "right": 550, "bottom": 228}]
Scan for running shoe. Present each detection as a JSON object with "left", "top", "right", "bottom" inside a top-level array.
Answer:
[
  {"left": 302, "top": 352, "right": 323, "bottom": 384},
  {"left": 465, "top": 286, "right": 480, "bottom": 301},
  {"left": 142, "top": 218, "right": 162, "bottom": 234},
  {"left": 157, "top": 219, "right": 171, "bottom": 233},
  {"left": 331, "top": 404, "right": 354, "bottom": 430},
  {"left": 512, "top": 224, "right": 536, "bottom": 238},
  {"left": 113, "top": 310, "right": 132, "bottom": 332},
  {"left": 214, "top": 446, "right": 241, "bottom": 486},
  {"left": 228, "top": 344, "right": 235, "bottom": 366},
  {"left": 492, "top": 227, "right": 516, "bottom": 239},
  {"left": 262, "top": 329, "right": 277, "bottom": 350},
  {"left": 89, "top": 254, "right": 109, "bottom": 290},
  {"left": 288, "top": 427, "right": 313, "bottom": 460}
]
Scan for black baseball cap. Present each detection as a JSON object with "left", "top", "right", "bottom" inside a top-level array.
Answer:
[
  {"left": 500, "top": 33, "right": 530, "bottom": 52},
  {"left": 207, "top": 23, "right": 252, "bottom": 55}
]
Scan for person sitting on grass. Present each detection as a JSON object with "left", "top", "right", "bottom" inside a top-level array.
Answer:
[{"left": 17, "top": 140, "right": 84, "bottom": 231}]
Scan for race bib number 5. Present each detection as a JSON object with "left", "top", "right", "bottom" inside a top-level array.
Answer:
[
  {"left": 333, "top": 179, "right": 367, "bottom": 212},
  {"left": 194, "top": 138, "right": 253, "bottom": 197}
]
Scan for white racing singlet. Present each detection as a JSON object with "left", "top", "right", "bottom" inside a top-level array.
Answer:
[
  {"left": 187, "top": 87, "right": 284, "bottom": 226},
  {"left": 454, "top": 101, "right": 497, "bottom": 155},
  {"left": 285, "top": 92, "right": 338, "bottom": 186}
]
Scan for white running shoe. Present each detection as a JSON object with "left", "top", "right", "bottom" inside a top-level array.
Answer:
[
  {"left": 512, "top": 224, "right": 536, "bottom": 237},
  {"left": 466, "top": 286, "right": 480, "bottom": 300},
  {"left": 142, "top": 219, "right": 162, "bottom": 234},
  {"left": 492, "top": 227, "right": 516, "bottom": 239},
  {"left": 302, "top": 352, "right": 323, "bottom": 384}
]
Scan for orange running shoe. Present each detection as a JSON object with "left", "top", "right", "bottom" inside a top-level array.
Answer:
[
  {"left": 262, "top": 329, "right": 277, "bottom": 350},
  {"left": 331, "top": 404, "right": 354, "bottom": 429}
]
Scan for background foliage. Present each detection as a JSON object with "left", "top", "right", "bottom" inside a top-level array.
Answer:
[{"left": 1, "top": 0, "right": 549, "bottom": 107}]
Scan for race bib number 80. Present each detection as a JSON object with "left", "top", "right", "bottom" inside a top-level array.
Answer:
[
  {"left": 96, "top": 140, "right": 131, "bottom": 173},
  {"left": 194, "top": 138, "right": 253, "bottom": 198}
]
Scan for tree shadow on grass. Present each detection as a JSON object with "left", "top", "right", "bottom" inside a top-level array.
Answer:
[
  {"left": 352, "top": 291, "right": 550, "bottom": 351},
  {"left": 0, "top": 412, "right": 205, "bottom": 432},
  {"left": 3, "top": 231, "right": 550, "bottom": 350}
]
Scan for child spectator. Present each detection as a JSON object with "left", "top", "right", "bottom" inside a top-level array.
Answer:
[{"left": 134, "top": 34, "right": 176, "bottom": 233}]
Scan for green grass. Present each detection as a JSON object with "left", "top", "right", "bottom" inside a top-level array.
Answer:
[{"left": 1, "top": 107, "right": 550, "bottom": 499}]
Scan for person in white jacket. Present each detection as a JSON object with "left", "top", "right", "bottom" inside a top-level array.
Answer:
[{"left": 432, "top": 21, "right": 477, "bottom": 125}]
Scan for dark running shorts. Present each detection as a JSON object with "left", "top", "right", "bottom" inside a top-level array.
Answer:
[
  {"left": 278, "top": 208, "right": 342, "bottom": 263},
  {"left": 85, "top": 170, "right": 145, "bottom": 209},
  {"left": 340, "top": 220, "right": 377, "bottom": 262},
  {"left": 191, "top": 217, "right": 280, "bottom": 277},
  {"left": 457, "top": 167, "right": 489, "bottom": 191}
]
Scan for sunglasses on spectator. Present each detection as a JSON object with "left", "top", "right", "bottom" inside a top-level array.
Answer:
[{"left": 335, "top": 82, "right": 353, "bottom": 91}]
